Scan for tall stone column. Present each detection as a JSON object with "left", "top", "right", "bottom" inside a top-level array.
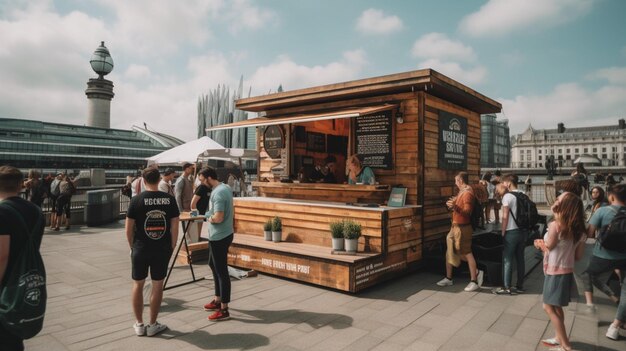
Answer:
[
  {"left": 85, "top": 78, "right": 114, "bottom": 128},
  {"left": 85, "top": 41, "right": 114, "bottom": 129}
]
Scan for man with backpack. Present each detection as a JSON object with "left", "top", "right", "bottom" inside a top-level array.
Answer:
[
  {"left": 585, "top": 184, "right": 626, "bottom": 340},
  {"left": 437, "top": 172, "right": 484, "bottom": 292},
  {"left": 0, "top": 166, "right": 46, "bottom": 351},
  {"left": 493, "top": 173, "right": 538, "bottom": 295}
]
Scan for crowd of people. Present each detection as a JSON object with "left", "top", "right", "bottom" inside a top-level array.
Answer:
[{"left": 437, "top": 170, "right": 626, "bottom": 350}]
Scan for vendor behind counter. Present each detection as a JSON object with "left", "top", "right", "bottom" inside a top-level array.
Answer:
[{"left": 347, "top": 154, "right": 376, "bottom": 185}]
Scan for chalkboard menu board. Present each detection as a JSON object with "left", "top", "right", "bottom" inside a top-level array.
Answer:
[
  {"left": 355, "top": 110, "right": 393, "bottom": 170},
  {"left": 263, "top": 125, "right": 285, "bottom": 159},
  {"left": 438, "top": 111, "right": 467, "bottom": 170},
  {"left": 306, "top": 132, "right": 326, "bottom": 152}
]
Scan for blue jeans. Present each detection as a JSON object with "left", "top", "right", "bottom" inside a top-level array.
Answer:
[
  {"left": 584, "top": 256, "right": 626, "bottom": 322},
  {"left": 503, "top": 229, "right": 526, "bottom": 288}
]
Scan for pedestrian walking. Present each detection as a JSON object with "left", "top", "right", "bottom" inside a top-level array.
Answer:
[
  {"left": 536, "top": 192, "right": 586, "bottom": 351},
  {"left": 175, "top": 163, "right": 194, "bottom": 212}
]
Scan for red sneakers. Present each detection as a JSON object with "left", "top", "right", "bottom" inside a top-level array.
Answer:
[
  {"left": 203, "top": 300, "right": 220, "bottom": 311},
  {"left": 208, "top": 309, "right": 230, "bottom": 321}
]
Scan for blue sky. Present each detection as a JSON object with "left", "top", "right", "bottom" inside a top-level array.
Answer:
[{"left": 1, "top": 0, "right": 625, "bottom": 142}]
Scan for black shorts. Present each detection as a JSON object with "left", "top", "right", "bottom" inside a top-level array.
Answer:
[{"left": 131, "top": 246, "right": 172, "bottom": 281}]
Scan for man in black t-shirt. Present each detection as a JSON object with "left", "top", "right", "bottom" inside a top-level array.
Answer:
[
  {"left": 126, "top": 167, "right": 179, "bottom": 337},
  {"left": 0, "top": 166, "right": 45, "bottom": 351}
]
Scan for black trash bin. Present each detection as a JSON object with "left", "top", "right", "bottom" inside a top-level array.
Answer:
[
  {"left": 84, "top": 189, "right": 118, "bottom": 226},
  {"left": 472, "top": 232, "right": 503, "bottom": 286}
]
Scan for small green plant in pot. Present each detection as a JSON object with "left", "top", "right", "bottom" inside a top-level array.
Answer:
[
  {"left": 343, "top": 220, "right": 362, "bottom": 253},
  {"left": 330, "top": 220, "right": 345, "bottom": 251},
  {"left": 271, "top": 216, "right": 282, "bottom": 243},
  {"left": 263, "top": 219, "right": 273, "bottom": 241}
]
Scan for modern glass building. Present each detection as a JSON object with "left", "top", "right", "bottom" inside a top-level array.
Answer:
[
  {"left": 0, "top": 118, "right": 184, "bottom": 175},
  {"left": 480, "top": 114, "right": 511, "bottom": 168}
]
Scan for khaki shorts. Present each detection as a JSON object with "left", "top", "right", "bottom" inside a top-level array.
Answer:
[{"left": 448, "top": 224, "right": 473, "bottom": 255}]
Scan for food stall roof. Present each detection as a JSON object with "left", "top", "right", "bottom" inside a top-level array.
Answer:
[
  {"left": 235, "top": 69, "right": 501, "bottom": 114},
  {"left": 206, "top": 104, "right": 396, "bottom": 131}
]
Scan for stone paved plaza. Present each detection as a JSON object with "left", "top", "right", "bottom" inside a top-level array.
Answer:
[{"left": 25, "top": 221, "right": 624, "bottom": 351}]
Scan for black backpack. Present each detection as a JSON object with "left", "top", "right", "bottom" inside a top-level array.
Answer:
[
  {"left": 0, "top": 202, "right": 46, "bottom": 339},
  {"left": 508, "top": 192, "right": 539, "bottom": 230},
  {"left": 597, "top": 207, "right": 626, "bottom": 253},
  {"left": 470, "top": 194, "right": 484, "bottom": 230}
]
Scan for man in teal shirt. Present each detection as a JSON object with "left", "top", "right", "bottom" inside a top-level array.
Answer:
[
  {"left": 586, "top": 184, "right": 626, "bottom": 340},
  {"left": 198, "top": 167, "right": 233, "bottom": 322}
]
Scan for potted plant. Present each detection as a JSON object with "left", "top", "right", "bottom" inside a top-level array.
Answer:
[
  {"left": 271, "top": 216, "right": 282, "bottom": 243},
  {"left": 263, "top": 219, "right": 273, "bottom": 241},
  {"left": 343, "top": 220, "right": 361, "bottom": 253},
  {"left": 330, "top": 220, "right": 345, "bottom": 251}
]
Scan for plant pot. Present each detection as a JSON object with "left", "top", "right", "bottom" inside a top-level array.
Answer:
[
  {"left": 332, "top": 238, "right": 344, "bottom": 251},
  {"left": 272, "top": 231, "right": 282, "bottom": 243},
  {"left": 344, "top": 238, "right": 358, "bottom": 253},
  {"left": 264, "top": 230, "right": 272, "bottom": 241}
]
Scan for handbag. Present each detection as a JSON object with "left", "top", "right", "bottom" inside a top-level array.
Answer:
[{"left": 0, "top": 202, "right": 46, "bottom": 339}]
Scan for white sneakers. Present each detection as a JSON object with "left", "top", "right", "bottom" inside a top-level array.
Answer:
[
  {"left": 436, "top": 270, "right": 484, "bottom": 292},
  {"left": 464, "top": 282, "right": 479, "bottom": 292},
  {"left": 606, "top": 323, "right": 620, "bottom": 340},
  {"left": 436, "top": 277, "right": 453, "bottom": 286},
  {"left": 134, "top": 321, "right": 168, "bottom": 337},
  {"left": 133, "top": 322, "right": 145, "bottom": 336},
  {"left": 146, "top": 322, "right": 168, "bottom": 337}
]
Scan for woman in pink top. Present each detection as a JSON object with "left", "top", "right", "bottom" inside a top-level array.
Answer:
[{"left": 535, "top": 192, "right": 586, "bottom": 351}]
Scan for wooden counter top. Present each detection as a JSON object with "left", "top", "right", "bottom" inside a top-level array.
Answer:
[
  {"left": 252, "top": 181, "right": 390, "bottom": 191},
  {"left": 234, "top": 196, "right": 421, "bottom": 212}
]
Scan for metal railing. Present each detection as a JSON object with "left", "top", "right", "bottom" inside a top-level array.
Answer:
[{"left": 21, "top": 186, "right": 130, "bottom": 216}]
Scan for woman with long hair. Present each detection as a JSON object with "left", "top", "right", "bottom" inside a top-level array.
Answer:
[
  {"left": 536, "top": 192, "right": 586, "bottom": 350},
  {"left": 589, "top": 186, "right": 608, "bottom": 217}
]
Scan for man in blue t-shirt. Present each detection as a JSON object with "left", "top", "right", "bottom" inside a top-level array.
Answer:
[
  {"left": 198, "top": 167, "right": 234, "bottom": 322},
  {"left": 586, "top": 184, "right": 626, "bottom": 340}
]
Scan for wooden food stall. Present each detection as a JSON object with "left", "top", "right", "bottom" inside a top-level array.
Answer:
[{"left": 207, "top": 69, "right": 501, "bottom": 292}]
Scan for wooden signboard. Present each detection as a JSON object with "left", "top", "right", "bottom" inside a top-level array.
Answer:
[
  {"left": 263, "top": 125, "right": 285, "bottom": 159},
  {"left": 438, "top": 111, "right": 467, "bottom": 170},
  {"left": 355, "top": 110, "right": 393, "bottom": 170}
]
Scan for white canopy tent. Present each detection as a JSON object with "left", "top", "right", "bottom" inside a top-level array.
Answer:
[{"left": 146, "top": 136, "right": 257, "bottom": 166}]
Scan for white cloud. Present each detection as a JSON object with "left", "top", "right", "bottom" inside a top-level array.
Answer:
[
  {"left": 460, "top": 0, "right": 595, "bottom": 37},
  {"left": 247, "top": 50, "right": 368, "bottom": 95},
  {"left": 226, "top": 0, "right": 276, "bottom": 34},
  {"left": 418, "top": 58, "right": 487, "bottom": 85},
  {"left": 124, "top": 65, "right": 151, "bottom": 80},
  {"left": 356, "top": 9, "right": 403, "bottom": 35},
  {"left": 587, "top": 67, "right": 626, "bottom": 85},
  {"left": 410, "top": 33, "right": 486, "bottom": 85},
  {"left": 502, "top": 80, "right": 626, "bottom": 135},
  {"left": 411, "top": 32, "right": 475, "bottom": 62}
]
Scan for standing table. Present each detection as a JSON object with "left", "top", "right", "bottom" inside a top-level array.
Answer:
[{"left": 163, "top": 212, "right": 207, "bottom": 290}]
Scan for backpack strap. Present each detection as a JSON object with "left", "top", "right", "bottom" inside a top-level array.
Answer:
[{"left": 507, "top": 192, "right": 520, "bottom": 226}]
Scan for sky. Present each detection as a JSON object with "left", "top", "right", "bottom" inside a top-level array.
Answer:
[{"left": 1, "top": 0, "right": 625, "bottom": 142}]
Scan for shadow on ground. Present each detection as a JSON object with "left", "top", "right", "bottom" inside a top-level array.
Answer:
[
  {"left": 173, "top": 329, "right": 269, "bottom": 350},
  {"left": 232, "top": 308, "right": 353, "bottom": 329}
]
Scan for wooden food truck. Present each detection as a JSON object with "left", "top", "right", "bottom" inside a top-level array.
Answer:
[{"left": 207, "top": 69, "right": 501, "bottom": 292}]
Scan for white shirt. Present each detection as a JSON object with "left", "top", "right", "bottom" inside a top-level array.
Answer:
[{"left": 502, "top": 191, "right": 519, "bottom": 231}]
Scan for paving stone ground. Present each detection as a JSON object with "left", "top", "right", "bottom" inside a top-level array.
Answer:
[{"left": 25, "top": 221, "right": 624, "bottom": 351}]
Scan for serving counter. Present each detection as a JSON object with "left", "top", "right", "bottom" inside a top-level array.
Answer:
[
  {"left": 228, "top": 197, "right": 422, "bottom": 292},
  {"left": 252, "top": 181, "right": 391, "bottom": 204}
]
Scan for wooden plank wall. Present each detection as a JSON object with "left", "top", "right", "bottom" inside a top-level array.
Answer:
[
  {"left": 234, "top": 199, "right": 384, "bottom": 252},
  {"left": 386, "top": 207, "right": 422, "bottom": 263},
  {"left": 257, "top": 92, "right": 421, "bottom": 205},
  {"left": 421, "top": 93, "right": 481, "bottom": 246}
]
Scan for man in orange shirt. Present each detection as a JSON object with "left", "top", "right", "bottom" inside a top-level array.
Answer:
[{"left": 437, "top": 172, "right": 484, "bottom": 292}]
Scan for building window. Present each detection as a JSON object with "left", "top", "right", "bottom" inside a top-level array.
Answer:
[
  {"left": 603, "top": 147, "right": 607, "bottom": 152},
  {"left": 538, "top": 149, "right": 542, "bottom": 154},
  {"left": 566, "top": 149, "right": 570, "bottom": 154},
  {"left": 558, "top": 149, "right": 562, "bottom": 154},
  {"left": 585, "top": 148, "right": 589, "bottom": 153},
  {"left": 566, "top": 155, "right": 571, "bottom": 160},
  {"left": 538, "top": 155, "right": 542, "bottom": 161},
  {"left": 602, "top": 154, "right": 607, "bottom": 159},
  {"left": 575, "top": 148, "right": 579, "bottom": 153},
  {"left": 521, "top": 155, "right": 524, "bottom": 161},
  {"left": 593, "top": 147, "right": 597, "bottom": 152},
  {"left": 613, "top": 147, "right": 617, "bottom": 152}
]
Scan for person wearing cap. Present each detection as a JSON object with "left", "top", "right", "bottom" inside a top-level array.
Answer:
[
  {"left": 175, "top": 163, "right": 194, "bottom": 212},
  {"left": 158, "top": 168, "right": 176, "bottom": 196}
]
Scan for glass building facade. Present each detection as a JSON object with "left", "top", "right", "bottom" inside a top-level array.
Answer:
[
  {"left": 0, "top": 118, "right": 184, "bottom": 173},
  {"left": 480, "top": 114, "right": 511, "bottom": 168}
]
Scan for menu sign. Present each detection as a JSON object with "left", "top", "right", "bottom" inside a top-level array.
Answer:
[
  {"left": 438, "top": 112, "right": 467, "bottom": 170},
  {"left": 355, "top": 110, "right": 393, "bottom": 170},
  {"left": 263, "top": 125, "right": 284, "bottom": 159}
]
